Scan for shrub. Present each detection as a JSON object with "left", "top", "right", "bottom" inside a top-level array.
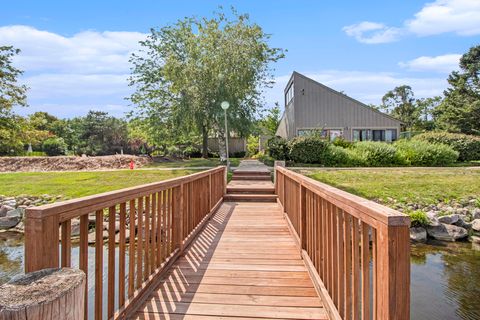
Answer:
[
  {"left": 183, "top": 146, "right": 202, "bottom": 158},
  {"left": 324, "top": 145, "right": 351, "bottom": 166},
  {"left": 231, "top": 151, "right": 246, "bottom": 158},
  {"left": 246, "top": 136, "right": 259, "bottom": 157},
  {"left": 42, "top": 137, "right": 67, "bottom": 156},
  {"left": 255, "top": 152, "right": 275, "bottom": 166},
  {"left": 288, "top": 136, "right": 331, "bottom": 164},
  {"left": 395, "top": 140, "right": 458, "bottom": 166},
  {"left": 413, "top": 132, "right": 480, "bottom": 161},
  {"left": 407, "top": 210, "right": 430, "bottom": 227},
  {"left": 350, "top": 141, "right": 400, "bottom": 166},
  {"left": 267, "top": 136, "right": 289, "bottom": 160},
  {"left": 332, "top": 137, "right": 353, "bottom": 149}
]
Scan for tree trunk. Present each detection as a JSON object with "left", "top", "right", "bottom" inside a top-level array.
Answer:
[
  {"left": 202, "top": 125, "right": 209, "bottom": 159},
  {"left": 0, "top": 268, "right": 86, "bottom": 320}
]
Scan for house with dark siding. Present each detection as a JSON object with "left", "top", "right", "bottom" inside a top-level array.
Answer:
[{"left": 276, "top": 72, "right": 402, "bottom": 142}]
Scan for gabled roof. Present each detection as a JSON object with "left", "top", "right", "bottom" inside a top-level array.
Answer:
[{"left": 291, "top": 71, "right": 403, "bottom": 124}]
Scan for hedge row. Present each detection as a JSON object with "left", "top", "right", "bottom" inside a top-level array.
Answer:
[
  {"left": 267, "top": 136, "right": 460, "bottom": 167},
  {"left": 413, "top": 132, "right": 480, "bottom": 161}
]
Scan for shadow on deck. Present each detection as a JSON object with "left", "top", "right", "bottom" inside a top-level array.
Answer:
[{"left": 133, "top": 201, "right": 327, "bottom": 319}]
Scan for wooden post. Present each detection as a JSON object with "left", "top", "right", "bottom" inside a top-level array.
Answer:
[
  {"left": 24, "top": 210, "right": 59, "bottom": 273},
  {"left": 0, "top": 268, "right": 86, "bottom": 320},
  {"left": 376, "top": 224, "right": 410, "bottom": 320}
]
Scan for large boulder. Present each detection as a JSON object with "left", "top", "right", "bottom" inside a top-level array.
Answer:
[
  {"left": 438, "top": 214, "right": 459, "bottom": 225},
  {"left": 410, "top": 227, "right": 427, "bottom": 243},
  {"left": 472, "top": 209, "right": 480, "bottom": 220},
  {"left": 472, "top": 219, "right": 480, "bottom": 232},
  {"left": 0, "top": 216, "right": 21, "bottom": 229},
  {"left": 426, "top": 223, "right": 468, "bottom": 241},
  {"left": 0, "top": 205, "right": 13, "bottom": 217}
]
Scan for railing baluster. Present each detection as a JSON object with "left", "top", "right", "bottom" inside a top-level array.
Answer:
[
  {"left": 128, "top": 199, "right": 136, "bottom": 297},
  {"left": 344, "top": 214, "right": 352, "bottom": 320},
  {"left": 352, "top": 216, "right": 360, "bottom": 320},
  {"left": 79, "top": 214, "right": 89, "bottom": 320},
  {"left": 61, "top": 220, "right": 71, "bottom": 267},
  {"left": 151, "top": 192, "right": 157, "bottom": 269},
  {"left": 119, "top": 202, "right": 126, "bottom": 307},
  {"left": 156, "top": 191, "right": 162, "bottom": 266},
  {"left": 107, "top": 206, "right": 116, "bottom": 319},
  {"left": 361, "top": 222, "right": 371, "bottom": 320},
  {"left": 338, "top": 208, "right": 345, "bottom": 318},
  {"left": 136, "top": 197, "right": 143, "bottom": 289},
  {"left": 144, "top": 195, "right": 151, "bottom": 279},
  {"left": 94, "top": 209, "right": 103, "bottom": 320}
]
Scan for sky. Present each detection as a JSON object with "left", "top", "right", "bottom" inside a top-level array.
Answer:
[{"left": 1, "top": 0, "right": 479, "bottom": 118}]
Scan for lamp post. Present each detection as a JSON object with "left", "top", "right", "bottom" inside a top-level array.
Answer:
[{"left": 221, "top": 101, "right": 230, "bottom": 172}]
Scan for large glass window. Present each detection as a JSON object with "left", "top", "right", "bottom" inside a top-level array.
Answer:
[
  {"left": 372, "top": 130, "right": 385, "bottom": 141},
  {"left": 385, "top": 129, "right": 397, "bottom": 142},
  {"left": 353, "top": 129, "right": 371, "bottom": 141},
  {"left": 285, "top": 83, "right": 294, "bottom": 105}
]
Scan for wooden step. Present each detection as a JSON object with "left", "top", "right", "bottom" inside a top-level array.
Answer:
[
  {"left": 232, "top": 175, "right": 272, "bottom": 181},
  {"left": 223, "top": 194, "right": 278, "bottom": 202},
  {"left": 232, "top": 171, "right": 271, "bottom": 176},
  {"left": 227, "top": 187, "right": 275, "bottom": 194}
]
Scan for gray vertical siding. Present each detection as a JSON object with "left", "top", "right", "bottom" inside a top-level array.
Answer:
[{"left": 276, "top": 72, "right": 402, "bottom": 140}]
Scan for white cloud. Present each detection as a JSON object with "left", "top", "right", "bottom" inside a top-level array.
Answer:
[
  {"left": 0, "top": 25, "right": 146, "bottom": 73},
  {"left": 406, "top": 0, "right": 480, "bottom": 36},
  {"left": 265, "top": 71, "right": 447, "bottom": 109},
  {"left": 343, "top": 0, "right": 480, "bottom": 43},
  {"left": 0, "top": 25, "right": 147, "bottom": 117},
  {"left": 342, "top": 22, "right": 403, "bottom": 44},
  {"left": 399, "top": 54, "right": 461, "bottom": 72}
]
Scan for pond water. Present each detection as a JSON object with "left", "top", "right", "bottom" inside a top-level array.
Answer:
[{"left": 1, "top": 232, "right": 480, "bottom": 319}]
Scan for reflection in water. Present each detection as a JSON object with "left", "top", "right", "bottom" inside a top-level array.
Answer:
[
  {"left": 411, "top": 241, "right": 480, "bottom": 320},
  {"left": 1, "top": 233, "right": 480, "bottom": 319}
]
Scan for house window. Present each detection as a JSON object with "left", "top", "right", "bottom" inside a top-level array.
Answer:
[
  {"left": 372, "top": 130, "right": 385, "bottom": 141},
  {"left": 285, "top": 83, "right": 294, "bottom": 105},
  {"left": 353, "top": 129, "right": 371, "bottom": 141},
  {"left": 385, "top": 129, "right": 397, "bottom": 142},
  {"left": 329, "top": 130, "right": 343, "bottom": 141}
]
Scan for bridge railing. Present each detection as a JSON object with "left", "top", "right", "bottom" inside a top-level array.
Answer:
[
  {"left": 275, "top": 166, "right": 410, "bottom": 320},
  {"left": 24, "top": 166, "right": 226, "bottom": 320}
]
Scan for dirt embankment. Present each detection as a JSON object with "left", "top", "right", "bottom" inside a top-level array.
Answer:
[{"left": 0, "top": 155, "right": 152, "bottom": 172}]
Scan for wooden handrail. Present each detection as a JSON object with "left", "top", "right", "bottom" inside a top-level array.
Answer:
[
  {"left": 24, "top": 166, "right": 226, "bottom": 320},
  {"left": 275, "top": 166, "right": 410, "bottom": 320}
]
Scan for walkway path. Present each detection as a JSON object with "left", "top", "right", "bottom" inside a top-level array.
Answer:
[{"left": 133, "top": 160, "right": 327, "bottom": 319}]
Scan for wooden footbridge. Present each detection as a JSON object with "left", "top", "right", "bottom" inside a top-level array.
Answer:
[{"left": 24, "top": 160, "right": 410, "bottom": 319}]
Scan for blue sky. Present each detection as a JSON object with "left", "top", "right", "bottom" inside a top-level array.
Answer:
[{"left": 2, "top": 0, "right": 479, "bottom": 118}]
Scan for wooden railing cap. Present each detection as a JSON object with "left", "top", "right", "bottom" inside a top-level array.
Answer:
[
  {"left": 277, "top": 166, "right": 410, "bottom": 227},
  {"left": 26, "top": 166, "right": 225, "bottom": 221}
]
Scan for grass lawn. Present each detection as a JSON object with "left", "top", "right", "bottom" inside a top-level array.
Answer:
[
  {"left": 0, "top": 169, "right": 198, "bottom": 199},
  {"left": 145, "top": 157, "right": 241, "bottom": 168},
  {"left": 306, "top": 168, "right": 480, "bottom": 206}
]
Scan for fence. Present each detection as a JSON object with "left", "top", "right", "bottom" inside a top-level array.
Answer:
[{"left": 275, "top": 166, "right": 410, "bottom": 320}]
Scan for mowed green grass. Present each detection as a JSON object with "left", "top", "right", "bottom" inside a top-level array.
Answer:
[
  {"left": 307, "top": 168, "right": 480, "bottom": 206},
  {"left": 0, "top": 169, "right": 197, "bottom": 199},
  {"left": 145, "top": 157, "right": 241, "bottom": 168}
]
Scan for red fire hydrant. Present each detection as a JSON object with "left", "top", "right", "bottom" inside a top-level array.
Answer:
[{"left": 129, "top": 160, "right": 135, "bottom": 170}]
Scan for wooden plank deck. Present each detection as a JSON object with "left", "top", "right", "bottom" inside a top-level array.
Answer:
[{"left": 132, "top": 201, "right": 327, "bottom": 320}]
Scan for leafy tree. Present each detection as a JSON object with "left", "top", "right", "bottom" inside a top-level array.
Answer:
[
  {"left": 0, "top": 46, "right": 28, "bottom": 123},
  {"left": 434, "top": 45, "right": 480, "bottom": 134},
  {"left": 415, "top": 96, "right": 442, "bottom": 130},
  {"left": 0, "top": 46, "right": 28, "bottom": 155},
  {"left": 381, "top": 85, "right": 419, "bottom": 130},
  {"left": 129, "top": 7, "right": 284, "bottom": 158},
  {"left": 259, "top": 103, "right": 281, "bottom": 136}
]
